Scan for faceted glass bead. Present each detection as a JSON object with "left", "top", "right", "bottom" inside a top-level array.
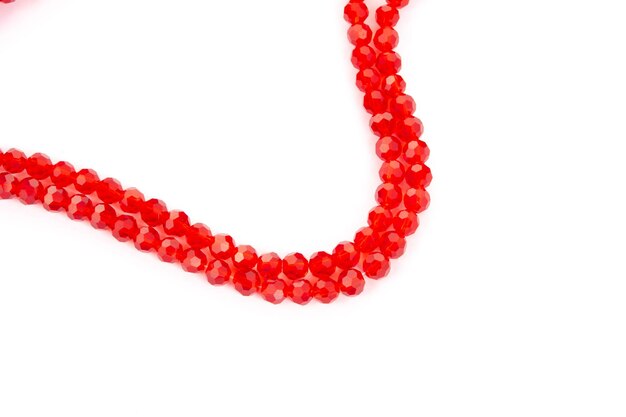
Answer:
[
  {"left": 42, "top": 185, "right": 69, "bottom": 212},
  {"left": 112, "top": 215, "right": 139, "bottom": 242},
  {"left": 379, "top": 231, "right": 406, "bottom": 259},
  {"left": 210, "top": 234, "right": 236, "bottom": 260},
  {"left": 387, "top": 0, "right": 410, "bottom": 8},
  {"left": 364, "top": 90, "right": 387, "bottom": 115},
  {"left": 233, "top": 245, "right": 259, "bottom": 271},
  {"left": 26, "top": 153, "right": 52, "bottom": 180},
  {"left": 348, "top": 23, "right": 372, "bottom": 46},
  {"left": 344, "top": 2, "right": 368, "bottom": 24},
  {"left": 120, "top": 188, "right": 144, "bottom": 213},
  {"left": 403, "top": 140, "right": 430, "bottom": 165},
  {"left": 405, "top": 164, "right": 433, "bottom": 188},
  {"left": 67, "top": 194, "right": 94, "bottom": 220},
  {"left": 354, "top": 227, "right": 380, "bottom": 253},
  {"left": 282, "top": 253, "right": 309, "bottom": 280},
  {"left": 186, "top": 223, "right": 213, "bottom": 249},
  {"left": 134, "top": 226, "right": 161, "bottom": 252},
  {"left": 74, "top": 169, "right": 100, "bottom": 194},
  {"left": 179, "top": 248, "right": 208, "bottom": 273},
  {"left": 376, "top": 51, "right": 402, "bottom": 75},
  {"left": 309, "top": 251, "right": 336, "bottom": 277},
  {"left": 257, "top": 252, "right": 282, "bottom": 280},
  {"left": 313, "top": 277, "right": 340, "bottom": 304},
  {"left": 339, "top": 269, "right": 366, "bottom": 296},
  {"left": 376, "top": 5, "right": 400, "bottom": 27},
  {"left": 397, "top": 117, "right": 424, "bottom": 141},
  {"left": 332, "top": 241, "right": 360, "bottom": 269},
  {"left": 356, "top": 68, "right": 381, "bottom": 93},
  {"left": 158, "top": 237, "right": 183, "bottom": 263},
  {"left": 260, "top": 279, "right": 287, "bottom": 304},
  {"left": 374, "top": 27, "right": 399, "bottom": 52},
  {"left": 141, "top": 198, "right": 168, "bottom": 227},
  {"left": 90, "top": 203, "right": 117, "bottom": 230},
  {"left": 3, "top": 149, "right": 27, "bottom": 173},
  {"left": 381, "top": 74, "right": 406, "bottom": 97},
  {"left": 16, "top": 177, "right": 43, "bottom": 205},
  {"left": 164, "top": 210, "right": 190, "bottom": 236},
  {"left": 51, "top": 161, "right": 76, "bottom": 187},
  {"left": 0, "top": 172, "right": 17, "bottom": 199},
  {"left": 351, "top": 45, "right": 376, "bottom": 69},
  {"left": 393, "top": 209, "right": 419, "bottom": 237},
  {"left": 376, "top": 182, "right": 403, "bottom": 209},
  {"left": 379, "top": 160, "right": 405, "bottom": 184},
  {"left": 97, "top": 177, "right": 124, "bottom": 204},
  {"left": 390, "top": 94, "right": 416, "bottom": 117},
  {"left": 376, "top": 136, "right": 402, "bottom": 161},
  {"left": 363, "top": 252, "right": 391, "bottom": 279},
  {"left": 233, "top": 269, "right": 260, "bottom": 296},
  {"left": 368, "top": 206, "right": 393, "bottom": 231},
  {"left": 206, "top": 259, "right": 231, "bottom": 286},
  {"left": 404, "top": 188, "right": 430, "bottom": 213},
  {"left": 370, "top": 112, "right": 395, "bottom": 137},
  {"left": 288, "top": 279, "right": 313, "bottom": 305}
]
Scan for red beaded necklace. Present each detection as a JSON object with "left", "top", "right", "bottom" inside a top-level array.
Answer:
[{"left": 0, "top": 0, "right": 431, "bottom": 305}]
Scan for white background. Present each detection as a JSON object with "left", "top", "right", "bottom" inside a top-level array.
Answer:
[{"left": 1, "top": 0, "right": 625, "bottom": 416}]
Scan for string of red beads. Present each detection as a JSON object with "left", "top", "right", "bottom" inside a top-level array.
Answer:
[{"left": 0, "top": 0, "right": 431, "bottom": 305}]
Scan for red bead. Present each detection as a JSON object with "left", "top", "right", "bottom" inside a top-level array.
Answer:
[
  {"left": 379, "top": 160, "right": 405, "bottom": 184},
  {"left": 74, "top": 169, "right": 100, "bottom": 194},
  {"left": 370, "top": 112, "right": 395, "bottom": 136},
  {"left": 376, "top": 5, "right": 400, "bottom": 27},
  {"left": 309, "top": 251, "right": 336, "bottom": 277},
  {"left": 344, "top": 1, "right": 368, "bottom": 24},
  {"left": 0, "top": 172, "right": 17, "bottom": 199},
  {"left": 348, "top": 23, "right": 372, "bottom": 46},
  {"left": 16, "top": 177, "right": 43, "bottom": 204},
  {"left": 67, "top": 194, "right": 94, "bottom": 220},
  {"left": 332, "top": 241, "right": 360, "bottom": 269},
  {"left": 134, "top": 226, "right": 161, "bottom": 252},
  {"left": 368, "top": 206, "right": 393, "bottom": 231},
  {"left": 313, "top": 277, "right": 340, "bottom": 304},
  {"left": 120, "top": 188, "right": 144, "bottom": 213},
  {"left": 233, "top": 269, "right": 260, "bottom": 296},
  {"left": 233, "top": 245, "right": 258, "bottom": 270},
  {"left": 374, "top": 27, "right": 399, "bottom": 52},
  {"left": 376, "top": 182, "right": 403, "bottom": 209},
  {"left": 257, "top": 252, "right": 282, "bottom": 280},
  {"left": 164, "top": 210, "right": 190, "bottom": 236},
  {"left": 376, "top": 136, "right": 402, "bottom": 161},
  {"left": 377, "top": 51, "right": 402, "bottom": 75},
  {"left": 364, "top": 90, "right": 387, "bottom": 115},
  {"left": 379, "top": 231, "right": 406, "bottom": 259},
  {"left": 282, "top": 252, "right": 309, "bottom": 280},
  {"left": 51, "top": 161, "right": 76, "bottom": 187},
  {"left": 351, "top": 45, "right": 376, "bottom": 69},
  {"left": 2, "top": 149, "right": 27, "bottom": 173},
  {"left": 205, "top": 259, "right": 231, "bottom": 286},
  {"left": 390, "top": 94, "right": 416, "bottom": 117},
  {"left": 404, "top": 188, "right": 430, "bottom": 213},
  {"left": 179, "top": 248, "right": 208, "bottom": 273},
  {"left": 362, "top": 252, "right": 391, "bottom": 279},
  {"left": 42, "top": 185, "right": 69, "bottom": 212},
  {"left": 354, "top": 227, "right": 380, "bottom": 253},
  {"left": 393, "top": 209, "right": 419, "bottom": 237},
  {"left": 260, "top": 279, "right": 287, "bottom": 304},
  {"left": 186, "top": 223, "right": 213, "bottom": 249},
  {"left": 97, "top": 177, "right": 124, "bottom": 204},
  {"left": 403, "top": 140, "right": 430, "bottom": 165},
  {"left": 381, "top": 74, "right": 406, "bottom": 97},
  {"left": 90, "top": 203, "right": 117, "bottom": 230},
  {"left": 387, "top": 0, "right": 409, "bottom": 8},
  {"left": 405, "top": 164, "right": 432, "bottom": 188},
  {"left": 112, "top": 215, "right": 139, "bottom": 242},
  {"left": 397, "top": 117, "right": 424, "bottom": 142},
  {"left": 157, "top": 238, "right": 182, "bottom": 263},
  {"left": 339, "top": 269, "right": 366, "bottom": 296},
  {"left": 141, "top": 198, "right": 168, "bottom": 227},
  {"left": 26, "top": 153, "right": 52, "bottom": 179},
  {"left": 356, "top": 68, "right": 381, "bottom": 93},
  {"left": 288, "top": 279, "right": 313, "bottom": 305},
  {"left": 210, "top": 234, "right": 236, "bottom": 260}
]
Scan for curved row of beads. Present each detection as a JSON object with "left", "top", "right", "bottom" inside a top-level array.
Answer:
[{"left": 0, "top": 0, "right": 431, "bottom": 304}]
